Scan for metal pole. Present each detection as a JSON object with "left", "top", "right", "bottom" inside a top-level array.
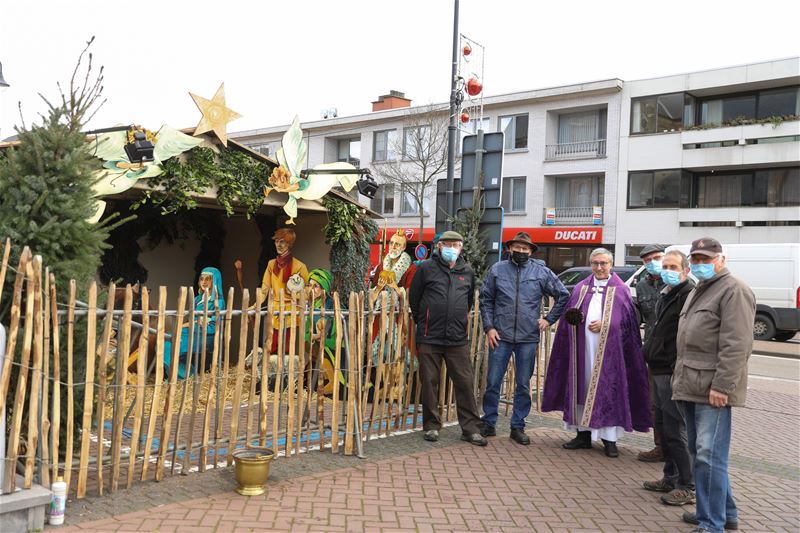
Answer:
[{"left": 445, "top": 0, "right": 460, "bottom": 230}]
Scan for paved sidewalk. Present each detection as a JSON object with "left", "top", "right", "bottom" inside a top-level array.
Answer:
[{"left": 57, "top": 376, "right": 799, "bottom": 532}]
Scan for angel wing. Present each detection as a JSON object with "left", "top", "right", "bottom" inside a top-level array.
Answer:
[
  {"left": 89, "top": 129, "right": 127, "bottom": 162},
  {"left": 292, "top": 162, "right": 359, "bottom": 201},
  {"left": 278, "top": 116, "right": 307, "bottom": 179},
  {"left": 153, "top": 124, "right": 203, "bottom": 163}
]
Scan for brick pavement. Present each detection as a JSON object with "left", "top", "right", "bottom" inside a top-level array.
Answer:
[{"left": 55, "top": 377, "right": 799, "bottom": 533}]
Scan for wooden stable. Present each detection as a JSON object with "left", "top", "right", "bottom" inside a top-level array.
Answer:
[{"left": 0, "top": 239, "right": 553, "bottom": 499}]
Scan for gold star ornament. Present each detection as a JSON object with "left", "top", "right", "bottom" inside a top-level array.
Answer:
[{"left": 190, "top": 83, "right": 242, "bottom": 147}]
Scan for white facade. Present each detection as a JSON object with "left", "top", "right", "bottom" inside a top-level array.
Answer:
[{"left": 232, "top": 57, "right": 800, "bottom": 270}]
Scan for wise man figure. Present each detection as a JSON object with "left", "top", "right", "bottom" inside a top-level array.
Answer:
[
  {"left": 541, "top": 247, "right": 652, "bottom": 458},
  {"left": 371, "top": 229, "right": 415, "bottom": 292},
  {"left": 261, "top": 228, "right": 308, "bottom": 353}
]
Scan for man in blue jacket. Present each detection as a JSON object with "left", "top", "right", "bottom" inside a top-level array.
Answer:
[{"left": 480, "top": 232, "right": 569, "bottom": 444}]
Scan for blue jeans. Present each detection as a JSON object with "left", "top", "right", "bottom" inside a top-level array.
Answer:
[
  {"left": 481, "top": 341, "right": 538, "bottom": 430},
  {"left": 683, "top": 402, "right": 737, "bottom": 533}
]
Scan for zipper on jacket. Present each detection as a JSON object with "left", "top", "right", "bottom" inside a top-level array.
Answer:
[
  {"left": 512, "top": 265, "right": 520, "bottom": 343},
  {"left": 424, "top": 309, "right": 430, "bottom": 336}
]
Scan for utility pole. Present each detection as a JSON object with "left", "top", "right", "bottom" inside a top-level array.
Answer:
[{"left": 444, "top": 0, "right": 460, "bottom": 230}]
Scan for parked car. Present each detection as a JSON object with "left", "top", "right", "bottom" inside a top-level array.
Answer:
[{"left": 557, "top": 265, "right": 640, "bottom": 294}]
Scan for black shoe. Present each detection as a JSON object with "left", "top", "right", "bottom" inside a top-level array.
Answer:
[
  {"left": 509, "top": 428, "right": 530, "bottom": 445},
  {"left": 480, "top": 424, "right": 496, "bottom": 437},
  {"left": 682, "top": 511, "right": 739, "bottom": 530},
  {"left": 460, "top": 433, "right": 488, "bottom": 446},
  {"left": 602, "top": 439, "right": 619, "bottom": 457},
  {"left": 562, "top": 431, "right": 591, "bottom": 450},
  {"left": 423, "top": 429, "right": 439, "bottom": 442}
]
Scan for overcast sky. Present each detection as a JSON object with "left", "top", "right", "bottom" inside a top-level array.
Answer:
[{"left": 1, "top": 0, "right": 798, "bottom": 139}]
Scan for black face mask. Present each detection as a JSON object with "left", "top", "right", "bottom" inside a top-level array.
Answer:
[{"left": 511, "top": 251, "right": 530, "bottom": 265}]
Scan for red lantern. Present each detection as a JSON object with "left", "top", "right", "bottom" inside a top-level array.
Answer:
[
  {"left": 466, "top": 77, "right": 482, "bottom": 96},
  {"left": 462, "top": 43, "right": 472, "bottom": 57},
  {"left": 460, "top": 111, "right": 470, "bottom": 124}
]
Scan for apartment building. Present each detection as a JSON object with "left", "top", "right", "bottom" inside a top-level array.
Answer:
[
  {"left": 231, "top": 58, "right": 799, "bottom": 272},
  {"left": 616, "top": 58, "right": 800, "bottom": 263}
]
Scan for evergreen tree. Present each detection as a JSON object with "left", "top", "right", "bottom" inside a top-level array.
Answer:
[{"left": 0, "top": 37, "right": 112, "bottom": 316}]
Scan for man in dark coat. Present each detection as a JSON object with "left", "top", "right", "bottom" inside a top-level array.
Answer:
[
  {"left": 479, "top": 232, "right": 569, "bottom": 445},
  {"left": 641, "top": 250, "right": 696, "bottom": 507},
  {"left": 409, "top": 231, "right": 486, "bottom": 446}
]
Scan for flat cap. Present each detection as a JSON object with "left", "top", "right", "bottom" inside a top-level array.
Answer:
[
  {"left": 639, "top": 244, "right": 666, "bottom": 258},
  {"left": 690, "top": 237, "right": 723, "bottom": 257},
  {"left": 438, "top": 230, "right": 464, "bottom": 242}
]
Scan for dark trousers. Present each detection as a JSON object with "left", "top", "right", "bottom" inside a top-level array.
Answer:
[
  {"left": 648, "top": 370, "right": 662, "bottom": 448},
  {"left": 418, "top": 343, "right": 482, "bottom": 435},
  {"left": 653, "top": 374, "right": 694, "bottom": 489}
]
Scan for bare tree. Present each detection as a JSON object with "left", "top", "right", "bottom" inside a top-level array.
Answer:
[{"left": 373, "top": 104, "right": 454, "bottom": 244}]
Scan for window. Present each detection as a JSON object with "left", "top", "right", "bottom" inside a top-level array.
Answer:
[
  {"left": 501, "top": 176, "right": 526, "bottom": 213},
  {"left": 400, "top": 183, "right": 431, "bottom": 216},
  {"left": 248, "top": 143, "right": 273, "bottom": 157},
  {"left": 372, "top": 130, "right": 398, "bottom": 162},
  {"left": 631, "top": 93, "right": 691, "bottom": 134},
  {"left": 403, "top": 125, "right": 430, "bottom": 160},
  {"left": 698, "top": 86, "right": 800, "bottom": 126},
  {"left": 499, "top": 114, "right": 528, "bottom": 150},
  {"left": 459, "top": 117, "right": 491, "bottom": 152},
  {"left": 558, "top": 110, "right": 607, "bottom": 144},
  {"left": 554, "top": 175, "right": 604, "bottom": 208},
  {"left": 369, "top": 184, "right": 395, "bottom": 214},
  {"left": 337, "top": 137, "right": 361, "bottom": 167},
  {"left": 627, "top": 170, "right": 682, "bottom": 208}
]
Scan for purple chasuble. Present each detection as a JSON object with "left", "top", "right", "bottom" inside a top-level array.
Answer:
[{"left": 541, "top": 272, "right": 652, "bottom": 432}]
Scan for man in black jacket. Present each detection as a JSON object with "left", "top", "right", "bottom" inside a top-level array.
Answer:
[
  {"left": 409, "top": 231, "right": 486, "bottom": 446},
  {"left": 641, "top": 250, "right": 695, "bottom": 506}
]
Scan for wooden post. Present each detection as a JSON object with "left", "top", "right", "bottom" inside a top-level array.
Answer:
[
  {"left": 376, "top": 296, "right": 396, "bottom": 437},
  {"left": 141, "top": 286, "right": 167, "bottom": 481},
  {"left": 271, "top": 290, "right": 285, "bottom": 456},
  {"left": 40, "top": 267, "right": 51, "bottom": 488},
  {"left": 49, "top": 274, "right": 61, "bottom": 483},
  {"left": 199, "top": 306, "right": 221, "bottom": 473},
  {"left": 109, "top": 285, "right": 132, "bottom": 491},
  {"left": 0, "top": 238, "right": 11, "bottom": 299},
  {"left": 171, "top": 287, "right": 196, "bottom": 473},
  {"left": 94, "top": 282, "right": 116, "bottom": 495},
  {"left": 0, "top": 247, "right": 29, "bottom": 415},
  {"left": 315, "top": 295, "right": 326, "bottom": 452},
  {"left": 343, "top": 293, "right": 357, "bottom": 455},
  {"left": 64, "top": 280, "right": 76, "bottom": 491},
  {"left": 155, "top": 287, "right": 187, "bottom": 481},
  {"left": 258, "top": 291, "right": 273, "bottom": 448},
  {"left": 329, "top": 293, "right": 343, "bottom": 453},
  {"left": 183, "top": 290, "right": 208, "bottom": 473},
  {"left": 367, "top": 292, "right": 389, "bottom": 440},
  {"left": 75, "top": 282, "right": 97, "bottom": 498},
  {"left": 361, "top": 294, "right": 376, "bottom": 426},
  {"left": 227, "top": 289, "right": 249, "bottom": 463},
  {"left": 127, "top": 287, "right": 149, "bottom": 487},
  {"left": 245, "top": 289, "right": 263, "bottom": 452},
  {"left": 295, "top": 288, "right": 306, "bottom": 456},
  {"left": 215, "top": 287, "right": 234, "bottom": 467},
  {"left": 284, "top": 291, "right": 298, "bottom": 457}
]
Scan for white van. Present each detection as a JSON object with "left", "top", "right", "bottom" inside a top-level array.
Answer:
[{"left": 659, "top": 243, "right": 800, "bottom": 341}]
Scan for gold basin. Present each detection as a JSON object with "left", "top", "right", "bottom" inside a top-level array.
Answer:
[{"left": 232, "top": 447, "right": 274, "bottom": 496}]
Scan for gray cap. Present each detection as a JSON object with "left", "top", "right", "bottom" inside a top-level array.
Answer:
[
  {"left": 639, "top": 243, "right": 665, "bottom": 258},
  {"left": 690, "top": 237, "right": 723, "bottom": 257},
  {"left": 438, "top": 230, "right": 464, "bottom": 242}
]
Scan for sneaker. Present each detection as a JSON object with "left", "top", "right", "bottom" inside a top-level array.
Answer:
[
  {"left": 689, "top": 528, "right": 712, "bottom": 533},
  {"left": 682, "top": 511, "right": 739, "bottom": 530},
  {"left": 660, "top": 488, "right": 695, "bottom": 506},
  {"left": 423, "top": 429, "right": 439, "bottom": 442},
  {"left": 637, "top": 446, "right": 664, "bottom": 462},
  {"left": 643, "top": 478, "right": 674, "bottom": 493},
  {"left": 480, "top": 424, "right": 496, "bottom": 437}
]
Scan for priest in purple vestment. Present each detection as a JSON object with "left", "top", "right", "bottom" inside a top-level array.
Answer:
[{"left": 541, "top": 247, "right": 652, "bottom": 458}]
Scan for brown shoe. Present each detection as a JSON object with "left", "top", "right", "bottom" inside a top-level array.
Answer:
[
  {"left": 637, "top": 446, "right": 664, "bottom": 462},
  {"left": 661, "top": 488, "right": 696, "bottom": 506},
  {"left": 642, "top": 478, "right": 674, "bottom": 493}
]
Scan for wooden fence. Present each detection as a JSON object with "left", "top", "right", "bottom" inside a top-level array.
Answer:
[{"left": 0, "top": 241, "right": 553, "bottom": 499}]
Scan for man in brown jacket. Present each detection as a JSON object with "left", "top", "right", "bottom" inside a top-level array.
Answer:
[{"left": 672, "top": 237, "right": 755, "bottom": 533}]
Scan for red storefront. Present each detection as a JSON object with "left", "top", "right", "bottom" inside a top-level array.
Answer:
[{"left": 371, "top": 226, "right": 606, "bottom": 273}]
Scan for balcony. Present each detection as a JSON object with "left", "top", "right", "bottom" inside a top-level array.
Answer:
[
  {"left": 542, "top": 206, "right": 603, "bottom": 226},
  {"left": 545, "top": 139, "right": 606, "bottom": 161}
]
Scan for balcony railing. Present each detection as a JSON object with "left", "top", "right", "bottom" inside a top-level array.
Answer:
[
  {"left": 545, "top": 139, "right": 606, "bottom": 161},
  {"left": 542, "top": 206, "right": 602, "bottom": 225}
]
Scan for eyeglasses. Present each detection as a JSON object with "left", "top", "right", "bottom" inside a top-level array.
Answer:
[{"left": 590, "top": 261, "right": 611, "bottom": 267}]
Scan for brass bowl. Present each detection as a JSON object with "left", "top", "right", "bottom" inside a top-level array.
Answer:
[{"left": 232, "top": 447, "right": 274, "bottom": 496}]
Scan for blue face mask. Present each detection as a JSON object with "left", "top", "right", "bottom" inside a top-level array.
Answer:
[
  {"left": 660, "top": 270, "right": 682, "bottom": 287},
  {"left": 691, "top": 263, "right": 716, "bottom": 281},
  {"left": 645, "top": 260, "right": 663, "bottom": 275},
  {"left": 440, "top": 246, "right": 460, "bottom": 263}
]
